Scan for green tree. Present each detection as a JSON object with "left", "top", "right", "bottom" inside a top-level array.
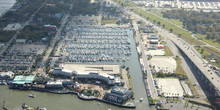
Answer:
[{"left": 169, "top": 28, "right": 173, "bottom": 33}]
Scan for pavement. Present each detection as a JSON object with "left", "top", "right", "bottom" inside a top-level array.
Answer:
[{"left": 122, "top": 2, "right": 211, "bottom": 103}]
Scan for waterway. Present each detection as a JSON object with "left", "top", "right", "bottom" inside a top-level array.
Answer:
[
  {"left": 0, "top": 24, "right": 154, "bottom": 110},
  {"left": 0, "top": 0, "right": 16, "bottom": 16}
]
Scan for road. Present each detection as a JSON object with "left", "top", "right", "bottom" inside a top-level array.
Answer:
[
  {"left": 36, "top": 4, "right": 73, "bottom": 75},
  {"left": 129, "top": 7, "right": 220, "bottom": 52},
  {"left": 0, "top": 0, "right": 48, "bottom": 56},
  {"left": 123, "top": 4, "right": 211, "bottom": 102}
]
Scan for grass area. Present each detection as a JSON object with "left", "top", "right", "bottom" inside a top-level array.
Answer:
[
  {"left": 148, "top": 97, "right": 159, "bottom": 104},
  {"left": 148, "top": 9, "right": 183, "bottom": 27},
  {"left": 195, "top": 46, "right": 220, "bottom": 68},
  {"left": 194, "top": 35, "right": 220, "bottom": 49},
  {"left": 164, "top": 46, "right": 173, "bottom": 56},
  {"left": 175, "top": 57, "right": 185, "bottom": 74},
  {"left": 188, "top": 79, "right": 199, "bottom": 97},
  {"left": 132, "top": 8, "right": 204, "bottom": 46},
  {"left": 101, "top": 19, "right": 118, "bottom": 24},
  {"left": 114, "top": 0, "right": 204, "bottom": 46}
]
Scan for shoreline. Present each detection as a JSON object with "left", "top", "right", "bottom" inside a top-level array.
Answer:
[{"left": 9, "top": 87, "right": 136, "bottom": 108}]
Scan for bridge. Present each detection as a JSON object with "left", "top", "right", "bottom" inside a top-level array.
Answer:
[{"left": 170, "top": 37, "right": 220, "bottom": 97}]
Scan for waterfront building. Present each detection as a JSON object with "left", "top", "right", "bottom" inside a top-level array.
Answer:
[
  {"left": 46, "top": 80, "right": 63, "bottom": 89},
  {"left": 104, "top": 86, "right": 132, "bottom": 104},
  {"left": 74, "top": 72, "right": 122, "bottom": 85},
  {"left": 147, "top": 34, "right": 159, "bottom": 40},
  {"left": 9, "top": 75, "right": 35, "bottom": 89},
  {"left": 0, "top": 71, "right": 14, "bottom": 80},
  {"left": 52, "top": 68, "right": 77, "bottom": 78}
]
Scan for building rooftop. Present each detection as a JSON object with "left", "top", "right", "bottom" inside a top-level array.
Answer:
[
  {"left": 61, "top": 64, "right": 120, "bottom": 75},
  {"left": 0, "top": 71, "right": 14, "bottom": 77},
  {"left": 12, "top": 75, "right": 35, "bottom": 84},
  {"left": 111, "top": 86, "right": 129, "bottom": 95}
]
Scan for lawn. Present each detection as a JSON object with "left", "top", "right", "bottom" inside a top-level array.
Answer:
[
  {"left": 164, "top": 46, "right": 173, "bottom": 56},
  {"left": 101, "top": 19, "right": 118, "bottom": 24},
  {"left": 148, "top": 9, "right": 183, "bottom": 27},
  {"left": 175, "top": 58, "right": 186, "bottom": 74},
  {"left": 113, "top": 0, "right": 138, "bottom": 7},
  {"left": 194, "top": 35, "right": 220, "bottom": 49}
]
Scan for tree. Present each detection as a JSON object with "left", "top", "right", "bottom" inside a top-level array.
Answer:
[
  {"left": 169, "top": 28, "right": 173, "bottom": 33},
  {"left": 205, "top": 32, "right": 212, "bottom": 39},
  {"left": 200, "top": 48, "right": 204, "bottom": 54},
  {"left": 157, "top": 21, "right": 161, "bottom": 26},
  {"left": 162, "top": 24, "right": 165, "bottom": 28}
]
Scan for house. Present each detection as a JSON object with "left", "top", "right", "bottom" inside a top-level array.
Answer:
[
  {"left": 147, "top": 34, "right": 159, "bottom": 40},
  {"left": 9, "top": 75, "right": 35, "bottom": 89},
  {"left": 104, "top": 86, "right": 132, "bottom": 104}
]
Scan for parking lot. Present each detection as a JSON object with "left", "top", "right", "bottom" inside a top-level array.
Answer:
[
  {"left": 9, "top": 44, "right": 46, "bottom": 55},
  {"left": 156, "top": 78, "right": 184, "bottom": 97},
  {"left": 0, "top": 43, "right": 47, "bottom": 72},
  {"left": 149, "top": 56, "right": 176, "bottom": 73}
]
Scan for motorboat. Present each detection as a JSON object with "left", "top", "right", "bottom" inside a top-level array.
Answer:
[{"left": 28, "top": 94, "right": 36, "bottom": 98}]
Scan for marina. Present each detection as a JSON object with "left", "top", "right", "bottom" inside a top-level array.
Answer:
[{"left": 59, "top": 26, "right": 133, "bottom": 63}]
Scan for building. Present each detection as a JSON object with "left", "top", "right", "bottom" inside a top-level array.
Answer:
[
  {"left": 0, "top": 71, "right": 14, "bottom": 80},
  {"left": 104, "top": 86, "right": 132, "bottom": 104},
  {"left": 46, "top": 80, "right": 63, "bottom": 89},
  {"left": 16, "top": 39, "right": 26, "bottom": 44},
  {"left": 74, "top": 72, "right": 122, "bottom": 85},
  {"left": 150, "top": 39, "right": 159, "bottom": 44},
  {"left": 9, "top": 75, "right": 35, "bottom": 89},
  {"left": 52, "top": 68, "right": 77, "bottom": 78}
]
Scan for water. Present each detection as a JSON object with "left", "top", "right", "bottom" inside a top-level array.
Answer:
[
  {"left": 0, "top": 0, "right": 16, "bottom": 16},
  {"left": 0, "top": 28, "right": 154, "bottom": 110}
]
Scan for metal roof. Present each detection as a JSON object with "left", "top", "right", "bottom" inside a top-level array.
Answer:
[{"left": 12, "top": 75, "right": 35, "bottom": 84}]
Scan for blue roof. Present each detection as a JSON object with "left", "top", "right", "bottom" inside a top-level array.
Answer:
[{"left": 12, "top": 75, "right": 35, "bottom": 84}]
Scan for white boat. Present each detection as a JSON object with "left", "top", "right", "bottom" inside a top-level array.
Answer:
[
  {"left": 39, "top": 108, "right": 47, "bottom": 110},
  {"left": 140, "top": 98, "right": 144, "bottom": 102},
  {"left": 28, "top": 94, "right": 36, "bottom": 98}
]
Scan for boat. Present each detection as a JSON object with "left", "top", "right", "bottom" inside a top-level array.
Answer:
[
  {"left": 0, "top": 81, "right": 7, "bottom": 85},
  {"left": 28, "top": 94, "right": 36, "bottom": 98},
  {"left": 39, "top": 108, "right": 47, "bottom": 110},
  {"left": 140, "top": 98, "right": 144, "bottom": 102}
]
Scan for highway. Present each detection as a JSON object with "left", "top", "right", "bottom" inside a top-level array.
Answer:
[{"left": 124, "top": 4, "right": 211, "bottom": 101}]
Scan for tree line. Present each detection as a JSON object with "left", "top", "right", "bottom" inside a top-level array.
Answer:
[{"left": 163, "top": 10, "right": 220, "bottom": 43}]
